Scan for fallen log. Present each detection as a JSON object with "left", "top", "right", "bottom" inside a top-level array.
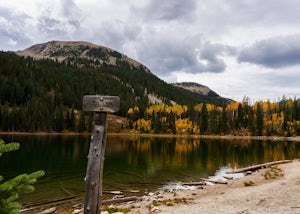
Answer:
[
  {"left": 20, "top": 196, "right": 82, "bottom": 213},
  {"left": 102, "top": 196, "right": 138, "bottom": 205},
  {"left": 181, "top": 181, "right": 205, "bottom": 186},
  {"left": 103, "top": 190, "right": 123, "bottom": 195},
  {"left": 230, "top": 160, "right": 292, "bottom": 173},
  {"left": 22, "top": 195, "right": 76, "bottom": 208}
]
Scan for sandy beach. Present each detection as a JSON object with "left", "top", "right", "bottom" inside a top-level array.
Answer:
[{"left": 122, "top": 159, "right": 300, "bottom": 214}]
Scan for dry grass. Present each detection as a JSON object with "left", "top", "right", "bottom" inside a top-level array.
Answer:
[{"left": 262, "top": 166, "right": 284, "bottom": 180}]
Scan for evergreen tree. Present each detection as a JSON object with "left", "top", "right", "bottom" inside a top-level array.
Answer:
[
  {"left": 220, "top": 106, "right": 228, "bottom": 134},
  {"left": 237, "top": 103, "right": 244, "bottom": 128},
  {"left": 0, "top": 139, "right": 44, "bottom": 213},
  {"left": 200, "top": 104, "right": 208, "bottom": 134},
  {"left": 256, "top": 103, "right": 264, "bottom": 136},
  {"left": 78, "top": 111, "right": 86, "bottom": 132},
  {"left": 88, "top": 113, "right": 94, "bottom": 132},
  {"left": 247, "top": 108, "right": 255, "bottom": 136},
  {"left": 54, "top": 106, "right": 64, "bottom": 132},
  {"left": 168, "top": 111, "right": 176, "bottom": 134},
  {"left": 70, "top": 107, "right": 76, "bottom": 131}
]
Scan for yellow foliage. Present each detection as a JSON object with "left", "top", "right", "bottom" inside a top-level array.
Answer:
[
  {"left": 145, "top": 104, "right": 188, "bottom": 117},
  {"left": 128, "top": 106, "right": 139, "bottom": 114},
  {"left": 134, "top": 106, "right": 139, "bottom": 112},
  {"left": 127, "top": 108, "right": 134, "bottom": 114},
  {"left": 194, "top": 103, "right": 220, "bottom": 112},
  {"left": 226, "top": 102, "right": 241, "bottom": 111},
  {"left": 134, "top": 119, "right": 151, "bottom": 132},
  {"left": 175, "top": 118, "right": 193, "bottom": 132}
]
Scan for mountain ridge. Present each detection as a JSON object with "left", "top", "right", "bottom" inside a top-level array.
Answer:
[{"left": 16, "top": 40, "right": 230, "bottom": 105}]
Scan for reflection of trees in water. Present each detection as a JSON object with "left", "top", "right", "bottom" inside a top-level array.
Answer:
[
  {"left": 1, "top": 135, "right": 300, "bottom": 202},
  {"left": 108, "top": 136, "right": 300, "bottom": 172}
]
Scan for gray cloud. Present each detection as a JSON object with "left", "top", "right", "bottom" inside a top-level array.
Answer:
[
  {"left": 98, "top": 20, "right": 141, "bottom": 52},
  {"left": 238, "top": 35, "right": 300, "bottom": 68},
  {"left": 135, "top": 34, "right": 235, "bottom": 76},
  {"left": 37, "top": 0, "right": 81, "bottom": 39},
  {"left": 0, "top": 7, "right": 32, "bottom": 50},
  {"left": 0, "top": 0, "right": 300, "bottom": 101},
  {"left": 131, "top": 0, "right": 197, "bottom": 21}
]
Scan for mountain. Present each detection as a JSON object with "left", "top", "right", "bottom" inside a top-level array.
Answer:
[
  {"left": 172, "top": 82, "right": 232, "bottom": 104},
  {"left": 0, "top": 41, "right": 232, "bottom": 132},
  {"left": 17, "top": 40, "right": 151, "bottom": 73},
  {"left": 16, "top": 41, "right": 228, "bottom": 105}
]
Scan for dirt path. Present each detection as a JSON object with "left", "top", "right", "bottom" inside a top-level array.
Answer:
[{"left": 127, "top": 160, "right": 300, "bottom": 214}]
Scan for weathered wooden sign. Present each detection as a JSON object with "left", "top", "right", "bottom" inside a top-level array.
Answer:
[
  {"left": 83, "top": 95, "right": 120, "bottom": 113},
  {"left": 83, "top": 95, "right": 120, "bottom": 214}
]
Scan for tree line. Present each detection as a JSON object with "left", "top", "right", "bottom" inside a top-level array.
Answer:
[{"left": 127, "top": 98, "right": 300, "bottom": 136}]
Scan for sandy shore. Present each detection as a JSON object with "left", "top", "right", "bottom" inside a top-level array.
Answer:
[
  {"left": 24, "top": 160, "right": 300, "bottom": 213},
  {"left": 123, "top": 159, "right": 300, "bottom": 214}
]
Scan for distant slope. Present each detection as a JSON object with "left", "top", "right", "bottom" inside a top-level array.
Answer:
[{"left": 172, "top": 82, "right": 231, "bottom": 104}]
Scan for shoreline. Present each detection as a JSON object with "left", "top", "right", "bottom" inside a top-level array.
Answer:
[
  {"left": 29, "top": 159, "right": 300, "bottom": 214},
  {"left": 111, "top": 159, "right": 300, "bottom": 214},
  {"left": 1, "top": 131, "right": 300, "bottom": 142}
]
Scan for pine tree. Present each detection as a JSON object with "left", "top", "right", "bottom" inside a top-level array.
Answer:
[
  {"left": 247, "top": 108, "right": 255, "bottom": 136},
  {"left": 256, "top": 103, "right": 264, "bottom": 136},
  {"left": 0, "top": 139, "right": 44, "bottom": 213},
  {"left": 70, "top": 107, "right": 76, "bottom": 131},
  {"left": 221, "top": 106, "right": 228, "bottom": 134},
  {"left": 237, "top": 103, "right": 244, "bottom": 128},
  {"left": 200, "top": 104, "right": 208, "bottom": 134},
  {"left": 78, "top": 111, "right": 86, "bottom": 132}
]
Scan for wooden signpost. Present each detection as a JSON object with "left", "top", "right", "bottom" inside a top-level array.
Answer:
[{"left": 83, "top": 95, "right": 120, "bottom": 214}]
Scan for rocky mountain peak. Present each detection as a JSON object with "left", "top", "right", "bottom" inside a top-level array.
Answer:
[{"left": 16, "top": 40, "right": 151, "bottom": 73}]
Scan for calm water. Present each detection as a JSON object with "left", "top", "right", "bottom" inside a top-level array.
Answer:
[{"left": 0, "top": 134, "right": 300, "bottom": 202}]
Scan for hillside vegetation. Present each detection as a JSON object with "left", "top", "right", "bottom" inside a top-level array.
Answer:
[{"left": 0, "top": 49, "right": 227, "bottom": 132}]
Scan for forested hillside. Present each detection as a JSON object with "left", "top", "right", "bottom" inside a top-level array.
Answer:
[{"left": 0, "top": 51, "right": 228, "bottom": 132}]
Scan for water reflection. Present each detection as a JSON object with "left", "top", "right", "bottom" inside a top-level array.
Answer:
[{"left": 0, "top": 135, "right": 299, "bottom": 202}]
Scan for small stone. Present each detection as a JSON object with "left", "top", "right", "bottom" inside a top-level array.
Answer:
[
  {"left": 151, "top": 206, "right": 161, "bottom": 213},
  {"left": 148, "top": 192, "right": 155, "bottom": 196},
  {"left": 72, "top": 208, "right": 83, "bottom": 214},
  {"left": 166, "top": 202, "right": 174, "bottom": 206},
  {"left": 245, "top": 171, "right": 252, "bottom": 175}
]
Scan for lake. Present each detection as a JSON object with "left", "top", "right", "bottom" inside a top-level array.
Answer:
[{"left": 0, "top": 134, "right": 299, "bottom": 203}]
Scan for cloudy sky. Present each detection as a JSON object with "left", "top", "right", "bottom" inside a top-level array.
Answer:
[{"left": 1, "top": 0, "right": 300, "bottom": 102}]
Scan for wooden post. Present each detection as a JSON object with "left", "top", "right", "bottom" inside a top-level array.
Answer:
[{"left": 83, "top": 95, "right": 120, "bottom": 214}]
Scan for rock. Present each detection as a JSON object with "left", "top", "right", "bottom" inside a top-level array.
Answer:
[
  {"left": 151, "top": 206, "right": 161, "bottom": 213},
  {"left": 72, "top": 208, "right": 83, "bottom": 214},
  {"left": 166, "top": 202, "right": 174, "bottom": 206},
  {"left": 148, "top": 192, "right": 155, "bottom": 196},
  {"left": 101, "top": 211, "right": 109, "bottom": 214}
]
